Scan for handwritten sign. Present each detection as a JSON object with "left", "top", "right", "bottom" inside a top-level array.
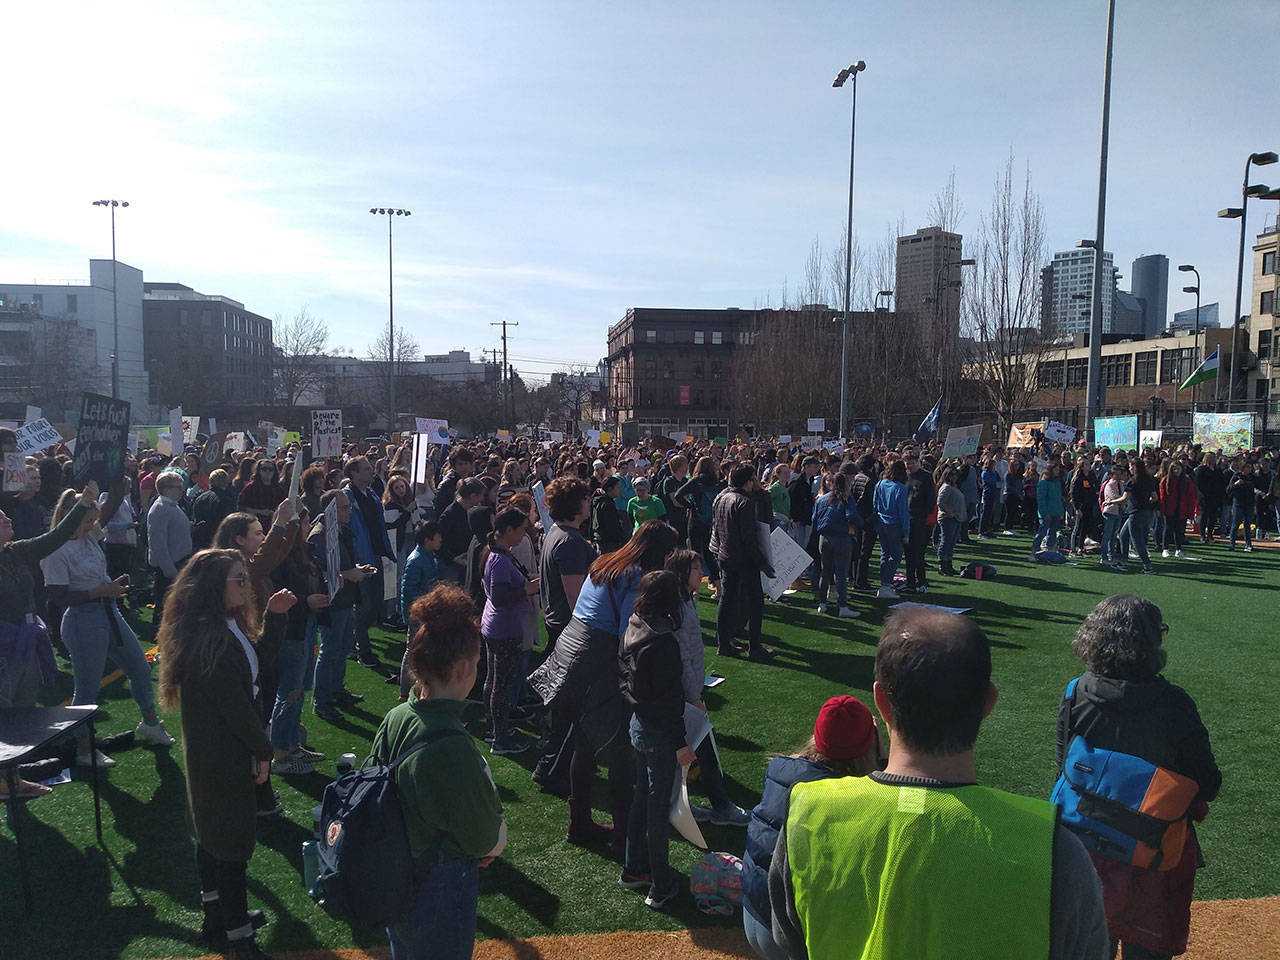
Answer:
[
  {"left": 324, "top": 496, "right": 342, "bottom": 600},
  {"left": 942, "top": 425, "right": 983, "bottom": 458},
  {"left": 531, "top": 480, "right": 553, "bottom": 533},
  {"left": 415, "top": 417, "right": 450, "bottom": 446},
  {"left": 4, "top": 453, "right": 28, "bottom": 493},
  {"left": 760, "top": 526, "right": 814, "bottom": 601},
  {"left": 15, "top": 418, "right": 63, "bottom": 454},
  {"left": 312, "top": 409, "right": 342, "bottom": 458},
  {"left": 71, "top": 393, "right": 132, "bottom": 488},
  {"left": 1044, "top": 420, "right": 1076, "bottom": 445}
]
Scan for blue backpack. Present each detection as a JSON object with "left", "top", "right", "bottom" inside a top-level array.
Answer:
[
  {"left": 310, "top": 727, "right": 467, "bottom": 925},
  {"left": 1050, "top": 678, "right": 1198, "bottom": 871}
]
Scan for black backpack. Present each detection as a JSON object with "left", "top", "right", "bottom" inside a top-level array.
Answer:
[{"left": 311, "top": 727, "right": 467, "bottom": 926}]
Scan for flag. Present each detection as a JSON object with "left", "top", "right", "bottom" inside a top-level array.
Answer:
[
  {"left": 914, "top": 396, "right": 944, "bottom": 440},
  {"left": 1178, "top": 349, "right": 1218, "bottom": 391}
]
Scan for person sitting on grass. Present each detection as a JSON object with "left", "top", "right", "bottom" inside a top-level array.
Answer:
[
  {"left": 373, "top": 584, "right": 507, "bottom": 960},
  {"left": 627, "top": 477, "right": 667, "bottom": 526},
  {"left": 618, "top": 569, "right": 697, "bottom": 910},
  {"left": 741, "top": 695, "right": 883, "bottom": 960},
  {"left": 396, "top": 519, "right": 442, "bottom": 700}
]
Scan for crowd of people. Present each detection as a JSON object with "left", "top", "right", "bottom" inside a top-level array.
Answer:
[{"left": 0, "top": 422, "right": 1243, "bottom": 959}]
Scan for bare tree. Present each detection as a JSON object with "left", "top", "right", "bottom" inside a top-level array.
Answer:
[
  {"left": 924, "top": 169, "right": 968, "bottom": 406},
  {"left": 927, "top": 168, "right": 965, "bottom": 234},
  {"left": 964, "top": 154, "right": 1050, "bottom": 433},
  {"left": 273, "top": 307, "right": 329, "bottom": 405}
]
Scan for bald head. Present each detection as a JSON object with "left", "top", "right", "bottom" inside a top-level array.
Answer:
[{"left": 875, "top": 608, "right": 991, "bottom": 755}]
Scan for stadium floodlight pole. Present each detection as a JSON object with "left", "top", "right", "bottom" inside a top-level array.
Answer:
[
  {"left": 92, "top": 199, "right": 128, "bottom": 400},
  {"left": 833, "top": 60, "right": 865, "bottom": 439},
  {"left": 1177, "top": 264, "right": 1201, "bottom": 407},
  {"left": 1083, "top": 0, "right": 1116, "bottom": 445},
  {"left": 370, "top": 207, "right": 411, "bottom": 432},
  {"left": 1219, "top": 152, "right": 1277, "bottom": 407}
]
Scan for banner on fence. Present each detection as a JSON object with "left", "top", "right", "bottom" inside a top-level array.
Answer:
[
  {"left": 1192, "top": 412, "right": 1253, "bottom": 455},
  {"left": 941, "top": 425, "right": 984, "bottom": 458},
  {"left": 1094, "top": 415, "right": 1139, "bottom": 450}
]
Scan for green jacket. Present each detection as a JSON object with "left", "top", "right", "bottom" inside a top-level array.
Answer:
[{"left": 373, "top": 698, "right": 506, "bottom": 861}]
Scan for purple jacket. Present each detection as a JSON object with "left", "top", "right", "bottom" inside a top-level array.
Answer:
[{"left": 481, "top": 546, "right": 529, "bottom": 642}]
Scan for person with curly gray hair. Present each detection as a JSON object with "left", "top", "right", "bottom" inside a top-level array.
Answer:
[{"left": 1056, "top": 594, "right": 1221, "bottom": 960}]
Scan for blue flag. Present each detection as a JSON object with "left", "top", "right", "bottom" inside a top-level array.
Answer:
[{"left": 915, "top": 396, "right": 943, "bottom": 441}]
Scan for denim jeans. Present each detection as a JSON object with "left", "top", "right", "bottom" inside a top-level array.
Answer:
[
  {"left": 816, "top": 535, "right": 851, "bottom": 608},
  {"left": 877, "top": 522, "right": 904, "bottom": 586},
  {"left": 270, "top": 619, "right": 316, "bottom": 752},
  {"left": 1032, "top": 515, "right": 1062, "bottom": 553},
  {"left": 313, "top": 606, "right": 356, "bottom": 708},
  {"left": 625, "top": 714, "right": 680, "bottom": 894},
  {"left": 979, "top": 490, "right": 999, "bottom": 534},
  {"left": 385, "top": 851, "right": 479, "bottom": 960},
  {"left": 1230, "top": 504, "right": 1254, "bottom": 548},
  {"left": 744, "top": 906, "right": 791, "bottom": 960},
  {"left": 937, "top": 516, "right": 960, "bottom": 568},
  {"left": 1118, "top": 509, "right": 1154, "bottom": 568},
  {"left": 62, "top": 600, "right": 154, "bottom": 716},
  {"left": 353, "top": 572, "right": 382, "bottom": 658},
  {"left": 1100, "top": 513, "right": 1121, "bottom": 563}
]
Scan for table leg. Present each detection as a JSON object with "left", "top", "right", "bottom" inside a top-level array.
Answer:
[
  {"left": 89, "top": 720, "right": 103, "bottom": 845},
  {"left": 5, "top": 764, "right": 32, "bottom": 917}
]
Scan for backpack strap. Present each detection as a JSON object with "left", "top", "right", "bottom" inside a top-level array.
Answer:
[
  {"left": 385, "top": 725, "right": 469, "bottom": 770},
  {"left": 1064, "top": 676, "right": 1080, "bottom": 699}
]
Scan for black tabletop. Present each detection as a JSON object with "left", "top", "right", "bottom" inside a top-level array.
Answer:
[{"left": 0, "top": 706, "right": 98, "bottom": 767}]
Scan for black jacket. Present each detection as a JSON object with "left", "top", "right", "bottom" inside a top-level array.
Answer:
[
  {"left": 1056, "top": 671, "right": 1221, "bottom": 805},
  {"left": 905, "top": 468, "right": 936, "bottom": 522},
  {"left": 618, "top": 613, "right": 686, "bottom": 740},
  {"left": 786, "top": 474, "right": 815, "bottom": 522},
  {"left": 851, "top": 470, "right": 878, "bottom": 521},
  {"left": 591, "top": 490, "right": 626, "bottom": 548},
  {"left": 191, "top": 486, "right": 237, "bottom": 552},
  {"left": 710, "top": 485, "right": 768, "bottom": 570},
  {"left": 1194, "top": 465, "right": 1226, "bottom": 505},
  {"left": 438, "top": 499, "right": 472, "bottom": 563}
]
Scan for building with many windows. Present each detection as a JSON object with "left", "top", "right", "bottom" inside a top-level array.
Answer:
[
  {"left": 894, "top": 227, "right": 964, "bottom": 348},
  {"left": 1130, "top": 254, "right": 1169, "bottom": 337},
  {"left": 1041, "top": 248, "right": 1116, "bottom": 336},
  {"left": 1170, "top": 301, "right": 1219, "bottom": 333}
]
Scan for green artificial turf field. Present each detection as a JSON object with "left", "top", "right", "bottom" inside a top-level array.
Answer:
[{"left": 2, "top": 532, "right": 1278, "bottom": 959}]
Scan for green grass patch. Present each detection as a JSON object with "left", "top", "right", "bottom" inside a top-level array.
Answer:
[{"left": 2, "top": 534, "right": 1278, "bottom": 958}]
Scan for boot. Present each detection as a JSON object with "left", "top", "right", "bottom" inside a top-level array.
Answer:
[{"left": 566, "top": 795, "right": 614, "bottom": 846}]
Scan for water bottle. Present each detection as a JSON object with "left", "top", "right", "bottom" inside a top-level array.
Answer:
[{"left": 301, "top": 840, "right": 320, "bottom": 897}]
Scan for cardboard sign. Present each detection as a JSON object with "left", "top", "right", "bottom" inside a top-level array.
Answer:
[
  {"left": 3, "top": 453, "right": 28, "bottom": 493},
  {"left": 1094, "top": 415, "right": 1139, "bottom": 450},
  {"left": 760, "top": 526, "right": 815, "bottom": 601},
  {"left": 15, "top": 417, "right": 63, "bottom": 454},
  {"left": 312, "top": 409, "right": 343, "bottom": 458},
  {"left": 324, "top": 496, "right": 342, "bottom": 600},
  {"left": 586, "top": 429, "right": 601, "bottom": 447},
  {"left": 225, "top": 431, "right": 249, "bottom": 452},
  {"left": 941, "top": 425, "right": 983, "bottom": 458},
  {"left": 1044, "top": 420, "right": 1076, "bottom": 444},
  {"left": 267, "top": 426, "right": 285, "bottom": 457},
  {"left": 600, "top": 431, "right": 612, "bottom": 445},
  {"left": 548, "top": 431, "right": 564, "bottom": 442},
  {"left": 70, "top": 393, "right": 132, "bottom": 489},
  {"left": 807, "top": 418, "right": 825, "bottom": 433},
  {"left": 168, "top": 407, "right": 184, "bottom": 454},
  {"left": 1006, "top": 421, "right": 1046, "bottom": 449},
  {"left": 1139, "top": 430, "right": 1163, "bottom": 450},
  {"left": 206, "top": 417, "right": 217, "bottom": 435}
]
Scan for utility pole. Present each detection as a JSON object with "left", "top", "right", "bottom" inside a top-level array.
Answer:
[{"left": 491, "top": 320, "right": 518, "bottom": 432}]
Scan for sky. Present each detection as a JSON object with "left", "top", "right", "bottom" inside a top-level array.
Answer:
[{"left": 2, "top": 0, "right": 1277, "bottom": 382}]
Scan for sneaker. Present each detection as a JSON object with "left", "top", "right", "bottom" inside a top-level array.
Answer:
[
  {"left": 1140, "top": 567, "right": 1156, "bottom": 575},
  {"left": 837, "top": 607, "right": 860, "bottom": 619},
  {"left": 876, "top": 586, "right": 899, "bottom": 599},
  {"left": 816, "top": 603, "right": 831, "bottom": 615},
  {"left": 334, "top": 690, "right": 365, "bottom": 706},
  {"left": 355, "top": 653, "right": 379, "bottom": 667},
  {"left": 491, "top": 736, "right": 530, "bottom": 756},
  {"left": 645, "top": 883, "right": 680, "bottom": 910},
  {"left": 256, "top": 793, "right": 283, "bottom": 818},
  {"left": 710, "top": 803, "right": 751, "bottom": 826},
  {"left": 1161, "top": 549, "right": 1171, "bottom": 559},
  {"left": 314, "top": 703, "right": 342, "bottom": 722},
  {"left": 1174, "top": 550, "right": 1186, "bottom": 559},
  {"left": 1244, "top": 545, "right": 1254, "bottom": 552},
  {"left": 271, "top": 753, "right": 315, "bottom": 776},
  {"left": 747, "top": 646, "right": 777, "bottom": 662},
  {"left": 74, "top": 747, "right": 115, "bottom": 769},
  {"left": 619, "top": 871, "right": 651, "bottom": 891},
  {"left": 690, "top": 804, "right": 713, "bottom": 823},
  {"left": 134, "top": 719, "right": 176, "bottom": 747}
]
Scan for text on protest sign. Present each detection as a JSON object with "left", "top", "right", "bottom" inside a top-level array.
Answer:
[
  {"left": 415, "top": 418, "right": 451, "bottom": 445},
  {"left": 15, "top": 418, "right": 63, "bottom": 454},
  {"left": 941, "top": 425, "right": 983, "bottom": 459},
  {"left": 4, "top": 453, "right": 28, "bottom": 493},
  {"left": 312, "top": 409, "right": 343, "bottom": 458},
  {"left": 71, "top": 393, "right": 132, "bottom": 489}
]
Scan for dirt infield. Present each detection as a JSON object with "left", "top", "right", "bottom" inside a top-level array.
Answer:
[{"left": 177, "top": 895, "right": 1280, "bottom": 960}]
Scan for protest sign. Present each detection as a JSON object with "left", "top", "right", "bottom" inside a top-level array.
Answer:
[
  {"left": 24, "top": 405, "right": 40, "bottom": 424},
  {"left": 225, "top": 431, "right": 249, "bottom": 452},
  {"left": 169, "top": 408, "right": 184, "bottom": 453},
  {"left": 807, "top": 418, "right": 825, "bottom": 433},
  {"left": 776, "top": 434, "right": 792, "bottom": 445},
  {"left": 4, "top": 453, "right": 28, "bottom": 493},
  {"left": 496, "top": 429, "right": 511, "bottom": 440},
  {"left": 267, "top": 426, "right": 285, "bottom": 456},
  {"left": 586, "top": 429, "right": 601, "bottom": 446},
  {"left": 549, "top": 431, "right": 563, "bottom": 442},
  {"left": 1044, "top": 420, "right": 1077, "bottom": 444},
  {"left": 206, "top": 417, "right": 217, "bottom": 435},
  {"left": 800, "top": 435, "right": 822, "bottom": 451},
  {"left": 70, "top": 393, "right": 131, "bottom": 488},
  {"left": 1006, "top": 421, "right": 1046, "bottom": 449},
  {"left": 600, "top": 431, "right": 612, "bottom": 445},
  {"left": 1139, "top": 430, "right": 1163, "bottom": 450},
  {"left": 312, "top": 409, "right": 342, "bottom": 458},
  {"left": 941, "top": 425, "right": 983, "bottom": 458},
  {"left": 183, "top": 416, "right": 201, "bottom": 445},
  {"left": 324, "top": 497, "right": 342, "bottom": 600},
  {"left": 15, "top": 418, "right": 63, "bottom": 454},
  {"left": 1193, "top": 412, "right": 1252, "bottom": 455},
  {"left": 761, "top": 526, "right": 814, "bottom": 601},
  {"left": 416, "top": 418, "right": 451, "bottom": 445},
  {"left": 531, "top": 480, "right": 554, "bottom": 533},
  {"left": 1094, "top": 415, "right": 1139, "bottom": 450},
  {"left": 283, "top": 430, "right": 301, "bottom": 447},
  {"left": 411, "top": 433, "right": 433, "bottom": 485}
]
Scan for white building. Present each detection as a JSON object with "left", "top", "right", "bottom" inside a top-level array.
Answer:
[
  {"left": 1042, "top": 248, "right": 1117, "bottom": 336},
  {"left": 298, "top": 349, "right": 492, "bottom": 406},
  {"left": 0, "top": 259, "right": 151, "bottom": 416}
]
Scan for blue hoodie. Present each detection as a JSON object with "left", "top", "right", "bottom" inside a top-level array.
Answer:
[
  {"left": 812, "top": 492, "right": 862, "bottom": 538},
  {"left": 873, "top": 478, "right": 910, "bottom": 540}
]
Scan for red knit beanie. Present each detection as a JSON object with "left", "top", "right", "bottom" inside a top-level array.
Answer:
[{"left": 813, "top": 695, "right": 876, "bottom": 761}]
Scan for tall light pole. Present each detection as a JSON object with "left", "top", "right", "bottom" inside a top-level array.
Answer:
[
  {"left": 370, "top": 207, "right": 410, "bottom": 432},
  {"left": 1218, "top": 151, "right": 1277, "bottom": 407},
  {"left": 1083, "top": 0, "right": 1116, "bottom": 443},
  {"left": 1177, "top": 264, "right": 1201, "bottom": 408},
  {"left": 833, "top": 60, "right": 865, "bottom": 440},
  {"left": 92, "top": 199, "right": 128, "bottom": 400}
]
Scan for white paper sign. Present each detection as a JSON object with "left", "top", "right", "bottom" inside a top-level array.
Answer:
[
  {"left": 225, "top": 431, "right": 248, "bottom": 452},
  {"left": 312, "top": 409, "right": 342, "bottom": 458},
  {"left": 267, "top": 427, "right": 285, "bottom": 457},
  {"left": 1139, "top": 429, "right": 1163, "bottom": 450},
  {"left": 411, "top": 433, "right": 432, "bottom": 485},
  {"left": 1045, "top": 420, "right": 1077, "bottom": 445},
  {"left": 889, "top": 601, "right": 973, "bottom": 616},
  {"left": 206, "top": 417, "right": 217, "bottom": 435},
  {"left": 668, "top": 703, "right": 715, "bottom": 849},
  {"left": 168, "top": 407, "right": 184, "bottom": 454},
  {"left": 531, "top": 480, "right": 554, "bottom": 533},
  {"left": 549, "top": 431, "right": 564, "bottom": 442},
  {"left": 777, "top": 434, "right": 792, "bottom": 445},
  {"left": 15, "top": 418, "right": 63, "bottom": 454},
  {"left": 942, "top": 425, "right": 983, "bottom": 458},
  {"left": 24, "top": 405, "right": 40, "bottom": 424},
  {"left": 3, "top": 453, "right": 28, "bottom": 493},
  {"left": 807, "top": 418, "right": 825, "bottom": 433},
  {"left": 761, "top": 526, "right": 815, "bottom": 601},
  {"left": 415, "top": 418, "right": 451, "bottom": 446},
  {"left": 324, "top": 497, "right": 342, "bottom": 600},
  {"left": 586, "top": 429, "right": 601, "bottom": 447},
  {"left": 183, "top": 416, "right": 201, "bottom": 445}
]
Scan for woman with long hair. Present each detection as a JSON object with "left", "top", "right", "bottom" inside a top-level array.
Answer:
[
  {"left": 236, "top": 459, "right": 286, "bottom": 526},
  {"left": 811, "top": 472, "right": 859, "bottom": 618},
  {"left": 157, "top": 548, "right": 297, "bottom": 959},
  {"left": 382, "top": 471, "right": 419, "bottom": 627},
  {"left": 42, "top": 489, "right": 175, "bottom": 767},
  {"left": 1068, "top": 456, "right": 1099, "bottom": 557},
  {"left": 231, "top": 457, "right": 256, "bottom": 498},
  {"left": 872, "top": 460, "right": 910, "bottom": 599},
  {"left": 674, "top": 456, "right": 722, "bottom": 596},
  {"left": 935, "top": 466, "right": 965, "bottom": 577},
  {"left": 1115, "top": 457, "right": 1158, "bottom": 574},
  {"left": 528, "top": 519, "right": 680, "bottom": 848},
  {"left": 1158, "top": 460, "right": 1196, "bottom": 558}
]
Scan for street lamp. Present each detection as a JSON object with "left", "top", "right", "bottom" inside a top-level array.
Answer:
[
  {"left": 833, "top": 60, "right": 866, "bottom": 439},
  {"left": 369, "top": 207, "right": 411, "bottom": 433},
  {"left": 92, "top": 199, "right": 128, "bottom": 400},
  {"left": 874, "top": 290, "right": 893, "bottom": 312},
  {"left": 1219, "top": 150, "right": 1277, "bottom": 406},
  {"left": 1178, "top": 264, "right": 1202, "bottom": 407}
]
